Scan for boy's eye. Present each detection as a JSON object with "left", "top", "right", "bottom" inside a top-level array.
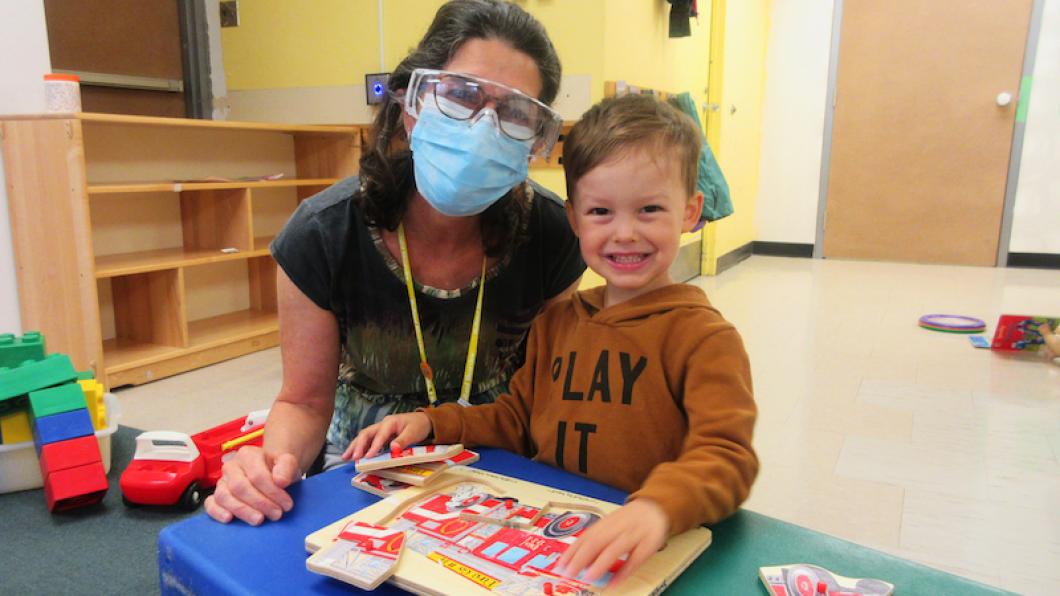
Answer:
[
  {"left": 642, "top": 205, "right": 664, "bottom": 213},
  {"left": 587, "top": 207, "right": 610, "bottom": 216}
]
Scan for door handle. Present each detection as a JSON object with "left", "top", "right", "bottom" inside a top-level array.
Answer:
[{"left": 996, "top": 92, "right": 1013, "bottom": 107}]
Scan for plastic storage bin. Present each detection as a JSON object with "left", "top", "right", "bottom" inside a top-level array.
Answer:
[{"left": 0, "top": 392, "right": 120, "bottom": 494}]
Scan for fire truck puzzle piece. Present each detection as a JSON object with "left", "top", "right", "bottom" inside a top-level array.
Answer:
[
  {"left": 355, "top": 443, "right": 466, "bottom": 473},
  {"left": 352, "top": 472, "right": 413, "bottom": 497},
  {"left": 759, "top": 563, "right": 894, "bottom": 596},
  {"left": 372, "top": 449, "right": 480, "bottom": 486},
  {"left": 306, "top": 521, "right": 406, "bottom": 590}
]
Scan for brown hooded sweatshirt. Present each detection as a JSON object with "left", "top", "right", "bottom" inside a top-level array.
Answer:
[{"left": 424, "top": 283, "right": 758, "bottom": 536}]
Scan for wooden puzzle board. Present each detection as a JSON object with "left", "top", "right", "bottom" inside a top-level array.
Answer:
[{"left": 306, "top": 467, "right": 711, "bottom": 595}]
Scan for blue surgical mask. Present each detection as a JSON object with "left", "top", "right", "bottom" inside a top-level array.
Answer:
[{"left": 409, "top": 104, "right": 532, "bottom": 217}]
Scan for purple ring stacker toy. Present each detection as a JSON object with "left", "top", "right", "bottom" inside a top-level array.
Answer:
[{"left": 918, "top": 314, "right": 987, "bottom": 330}]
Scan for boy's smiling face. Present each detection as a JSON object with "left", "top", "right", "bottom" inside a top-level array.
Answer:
[{"left": 567, "top": 146, "right": 703, "bottom": 307}]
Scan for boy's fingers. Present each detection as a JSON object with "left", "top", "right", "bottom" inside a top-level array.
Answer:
[
  {"left": 583, "top": 537, "right": 632, "bottom": 583},
  {"left": 610, "top": 538, "right": 656, "bottom": 585},
  {"left": 561, "top": 531, "right": 607, "bottom": 580},
  {"left": 351, "top": 430, "right": 374, "bottom": 460},
  {"left": 392, "top": 424, "right": 422, "bottom": 451},
  {"left": 366, "top": 424, "right": 393, "bottom": 458}
]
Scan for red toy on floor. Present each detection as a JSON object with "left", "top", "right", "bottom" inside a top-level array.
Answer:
[{"left": 119, "top": 409, "right": 268, "bottom": 510}]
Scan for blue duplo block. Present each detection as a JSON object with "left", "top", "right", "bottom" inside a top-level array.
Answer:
[{"left": 32, "top": 408, "right": 94, "bottom": 452}]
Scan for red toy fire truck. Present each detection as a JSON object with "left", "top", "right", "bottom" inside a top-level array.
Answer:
[{"left": 119, "top": 409, "right": 268, "bottom": 510}]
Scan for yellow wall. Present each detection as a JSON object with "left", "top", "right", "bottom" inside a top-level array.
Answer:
[
  {"left": 711, "top": 0, "right": 770, "bottom": 258},
  {"left": 221, "top": 1, "right": 769, "bottom": 276},
  {"left": 603, "top": 0, "right": 711, "bottom": 111},
  {"left": 222, "top": 1, "right": 379, "bottom": 89},
  {"left": 225, "top": 1, "right": 606, "bottom": 91}
]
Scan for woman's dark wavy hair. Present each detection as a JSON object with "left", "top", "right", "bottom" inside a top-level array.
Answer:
[{"left": 357, "top": 0, "right": 561, "bottom": 257}]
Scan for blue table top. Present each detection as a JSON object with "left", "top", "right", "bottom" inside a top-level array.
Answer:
[{"left": 159, "top": 449, "right": 1013, "bottom": 595}]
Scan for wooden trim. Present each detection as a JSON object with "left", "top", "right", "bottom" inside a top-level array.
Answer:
[
  {"left": 0, "top": 119, "right": 104, "bottom": 374},
  {"left": 95, "top": 246, "right": 271, "bottom": 278},
  {"left": 105, "top": 328, "right": 279, "bottom": 388},
  {"left": 2, "top": 112, "right": 359, "bottom": 134}
]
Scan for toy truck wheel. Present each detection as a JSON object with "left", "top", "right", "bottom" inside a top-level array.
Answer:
[{"left": 179, "top": 482, "right": 204, "bottom": 511}]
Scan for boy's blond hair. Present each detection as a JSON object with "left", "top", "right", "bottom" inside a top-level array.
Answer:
[{"left": 563, "top": 94, "right": 701, "bottom": 200}]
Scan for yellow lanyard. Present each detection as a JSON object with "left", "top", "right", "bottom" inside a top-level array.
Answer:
[{"left": 397, "top": 223, "right": 486, "bottom": 407}]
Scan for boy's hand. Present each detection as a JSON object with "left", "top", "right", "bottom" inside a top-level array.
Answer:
[
  {"left": 342, "top": 412, "right": 433, "bottom": 461},
  {"left": 557, "top": 499, "right": 669, "bottom": 586}
]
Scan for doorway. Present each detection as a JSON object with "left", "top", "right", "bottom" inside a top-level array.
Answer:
[{"left": 820, "top": 0, "right": 1033, "bottom": 266}]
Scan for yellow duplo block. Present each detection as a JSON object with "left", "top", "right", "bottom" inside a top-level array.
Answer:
[
  {"left": 1, "top": 410, "right": 33, "bottom": 444},
  {"left": 79, "top": 379, "right": 106, "bottom": 430}
]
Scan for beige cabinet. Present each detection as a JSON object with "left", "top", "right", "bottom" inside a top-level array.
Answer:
[{"left": 0, "top": 113, "right": 359, "bottom": 388}]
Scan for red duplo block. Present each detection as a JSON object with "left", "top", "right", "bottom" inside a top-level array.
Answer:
[
  {"left": 38, "top": 435, "right": 102, "bottom": 478},
  {"left": 44, "top": 461, "right": 108, "bottom": 512}
]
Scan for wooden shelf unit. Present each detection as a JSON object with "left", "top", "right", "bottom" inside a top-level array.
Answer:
[{"left": 0, "top": 112, "right": 360, "bottom": 388}]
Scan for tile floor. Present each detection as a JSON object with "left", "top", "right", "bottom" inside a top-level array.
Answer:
[{"left": 115, "top": 256, "right": 1060, "bottom": 595}]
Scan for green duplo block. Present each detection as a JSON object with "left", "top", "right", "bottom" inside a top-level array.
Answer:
[
  {"left": 75, "top": 370, "right": 95, "bottom": 381},
  {"left": 0, "top": 331, "right": 46, "bottom": 369},
  {"left": 28, "top": 383, "right": 88, "bottom": 420},
  {"left": 0, "top": 354, "right": 78, "bottom": 414}
]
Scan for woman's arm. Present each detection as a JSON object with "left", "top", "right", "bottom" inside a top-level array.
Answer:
[
  {"left": 265, "top": 270, "right": 340, "bottom": 470},
  {"left": 204, "top": 270, "right": 339, "bottom": 525}
]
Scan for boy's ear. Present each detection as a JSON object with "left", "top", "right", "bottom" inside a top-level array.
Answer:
[
  {"left": 565, "top": 198, "right": 580, "bottom": 237},
  {"left": 682, "top": 192, "right": 704, "bottom": 233}
]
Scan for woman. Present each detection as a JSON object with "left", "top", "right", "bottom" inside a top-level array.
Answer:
[{"left": 205, "top": 0, "right": 584, "bottom": 525}]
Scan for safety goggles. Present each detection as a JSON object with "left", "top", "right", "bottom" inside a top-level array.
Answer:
[{"left": 404, "top": 68, "right": 563, "bottom": 157}]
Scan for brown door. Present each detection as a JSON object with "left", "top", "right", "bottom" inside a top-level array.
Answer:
[
  {"left": 822, "top": 0, "right": 1032, "bottom": 266},
  {"left": 43, "top": 0, "right": 187, "bottom": 117}
]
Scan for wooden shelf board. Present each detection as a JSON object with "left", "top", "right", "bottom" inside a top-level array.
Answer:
[
  {"left": 187, "top": 309, "right": 279, "bottom": 349},
  {"left": 1, "top": 113, "right": 359, "bottom": 134},
  {"left": 96, "top": 246, "right": 271, "bottom": 278},
  {"left": 102, "top": 337, "right": 184, "bottom": 372},
  {"left": 103, "top": 309, "right": 277, "bottom": 375},
  {"left": 87, "top": 178, "right": 339, "bottom": 195},
  {"left": 84, "top": 112, "right": 358, "bottom": 134}
]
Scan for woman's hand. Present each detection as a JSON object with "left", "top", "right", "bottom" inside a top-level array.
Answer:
[
  {"left": 203, "top": 445, "right": 299, "bottom": 525},
  {"left": 556, "top": 499, "right": 669, "bottom": 587},
  {"left": 343, "top": 412, "right": 434, "bottom": 461}
]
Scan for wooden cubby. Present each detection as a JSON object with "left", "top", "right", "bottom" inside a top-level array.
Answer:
[{"left": 0, "top": 112, "right": 360, "bottom": 388}]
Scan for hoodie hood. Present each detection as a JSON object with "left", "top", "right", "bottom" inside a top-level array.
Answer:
[{"left": 572, "top": 284, "right": 717, "bottom": 325}]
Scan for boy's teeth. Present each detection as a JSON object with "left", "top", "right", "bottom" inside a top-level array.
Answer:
[{"left": 611, "top": 254, "right": 644, "bottom": 263}]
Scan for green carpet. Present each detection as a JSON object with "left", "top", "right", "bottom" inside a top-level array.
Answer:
[{"left": 0, "top": 426, "right": 196, "bottom": 595}]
